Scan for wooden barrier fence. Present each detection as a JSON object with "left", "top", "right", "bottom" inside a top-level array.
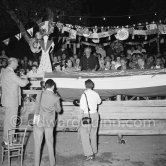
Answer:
[{"left": 0, "top": 90, "right": 166, "bottom": 143}]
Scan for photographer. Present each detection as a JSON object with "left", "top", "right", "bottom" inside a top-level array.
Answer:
[
  {"left": 33, "top": 79, "right": 61, "bottom": 166},
  {"left": 79, "top": 79, "right": 102, "bottom": 160}
]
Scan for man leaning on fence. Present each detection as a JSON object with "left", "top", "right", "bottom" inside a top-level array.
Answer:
[
  {"left": 33, "top": 79, "right": 61, "bottom": 166},
  {"left": 1, "top": 57, "right": 29, "bottom": 146}
]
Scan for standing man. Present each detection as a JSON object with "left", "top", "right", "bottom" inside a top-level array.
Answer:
[
  {"left": 1, "top": 57, "right": 29, "bottom": 145},
  {"left": 80, "top": 47, "right": 99, "bottom": 71},
  {"left": 79, "top": 79, "right": 102, "bottom": 160},
  {"left": 33, "top": 79, "right": 61, "bottom": 166}
]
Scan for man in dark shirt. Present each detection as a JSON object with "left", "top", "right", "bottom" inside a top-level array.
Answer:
[{"left": 80, "top": 47, "right": 98, "bottom": 71}]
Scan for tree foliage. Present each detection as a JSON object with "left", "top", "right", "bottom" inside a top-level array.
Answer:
[{"left": 0, "top": 0, "right": 87, "bottom": 40}]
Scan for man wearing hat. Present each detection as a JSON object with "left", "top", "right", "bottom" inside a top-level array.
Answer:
[{"left": 1, "top": 57, "right": 29, "bottom": 145}]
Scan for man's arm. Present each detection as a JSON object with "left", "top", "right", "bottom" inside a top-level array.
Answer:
[{"left": 12, "top": 72, "right": 29, "bottom": 87}]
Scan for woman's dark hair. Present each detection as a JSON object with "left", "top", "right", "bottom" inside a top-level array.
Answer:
[{"left": 85, "top": 79, "right": 94, "bottom": 89}]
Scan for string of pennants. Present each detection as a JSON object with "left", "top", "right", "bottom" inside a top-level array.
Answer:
[{"left": 2, "top": 20, "right": 166, "bottom": 46}]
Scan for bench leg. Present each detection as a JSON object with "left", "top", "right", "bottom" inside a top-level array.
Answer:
[{"left": 117, "top": 134, "right": 125, "bottom": 144}]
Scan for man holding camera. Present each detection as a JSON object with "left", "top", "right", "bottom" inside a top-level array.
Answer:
[
  {"left": 33, "top": 79, "right": 61, "bottom": 166},
  {"left": 79, "top": 79, "right": 101, "bottom": 160}
]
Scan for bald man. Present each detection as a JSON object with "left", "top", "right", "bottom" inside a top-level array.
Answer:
[{"left": 1, "top": 57, "right": 29, "bottom": 145}]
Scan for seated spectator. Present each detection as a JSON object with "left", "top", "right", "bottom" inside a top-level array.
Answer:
[
  {"left": 57, "top": 55, "right": 61, "bottom": 63},
  {"left": 97, "top": 54, "right": 105, "bottom": 71},
  {"left": 28, "top": 60, "right": 33, "bottom": 68},
  {"left": 70, "top": 56, "right": 75, "bottom": 65},
  {"left": 33, "top": 61, "right": 39, "bottom": 66},
  {"left": 105, "top": 61, "right": 111, "bottom": 70},
  {"left": 104, "top": 56, "right": 111, "bottom": 63},
  {"left": 27, "top": 65, "right": 38, "bottom": 76},
  {"left": 146, "top": 55, "right": 155, "bottom": 69},
  {"left": 26, "top": 67, "right": 31, "bottom": 74},
  {"left": 63, "top": 59, "right": 75, "bottom": 72},
  {"left": 114, "top": 56, "right": 121, "bottom": 70},
  {"left": 52, "top": 56, "right": 60, "bottom": 71},
  {"left": 134, "top": 44, "right": 146, "bottom": 54},
  {"left": 117, "top": 58, "right": 130, "bottom": 70},
  {"left": 153, "top": 57, "right": 164, "bottom": 69},
  {"left": 128, "top": 46, "right": 136, "bottom": 55},
  {"left": 135, "top": 57, "right": 148, "bottom": 69},
  {"left": 54, "top": 44, "right": 70, "bottom": 58},
  {"left": 80, "top": 47, "right": 98, "bottom": 71},
  {"left": 129, "top": 53, "right": 138, "bottom": 69},
  {"left": 74, "top": 58, "right": 81, "bottom": 71},
  {"left": 95, "top": 44, "right": 106, "bottom": 59},
  {"left": 73, "top": 54, "right": 78, "bottom": 66},
  {"left": 60, "top": 53, "right": 67, "bottom": 70}
]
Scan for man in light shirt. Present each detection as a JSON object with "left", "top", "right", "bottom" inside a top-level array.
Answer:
[{"left": 79, "top": 79, "right": 102, "bottom": 160}]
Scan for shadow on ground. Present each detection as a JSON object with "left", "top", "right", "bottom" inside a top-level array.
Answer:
[{"left": 1, "top": 152, "right": 166, "bottom": 166}]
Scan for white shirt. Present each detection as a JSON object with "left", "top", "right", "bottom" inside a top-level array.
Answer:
[
  {"left": 46, "top": 88, "right": 54, "bottom": 92},
  {"left": 80, "top": 89, "right": 101, "bottom": 114}
]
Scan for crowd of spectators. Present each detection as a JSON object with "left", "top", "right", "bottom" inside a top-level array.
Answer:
[{"left": 1, "top": 42, "right": 166, "bottom": 77}]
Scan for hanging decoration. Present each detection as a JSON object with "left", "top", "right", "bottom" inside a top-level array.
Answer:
[
  {"left": 2, "top": 38, "right": 10, "bottom": 45},
  {"left": 92, "top": 29, "right": 99, "bottom": 43},
  {"left": 160, "top": 38, "right": 165, "bottom": 44},
  {"left": 15, "top": 33, "right": 22, "bottom": 40},
  {"left": 115, "top": 28, "right": 129, "bottom": 40},
  {"left": 83, "top": 28, "right": 91, "bottom": 37},
  {"left": 27, "top": 28, "right": 34, "bottom": 37},
  {"left": 2, "top": 16, "right": 166, "bottom": 47},
  {"left": 69, "top": 29, "right": 77, "bottom": 40},
  {"left": 158, "top": 24, "right": 166, "bottom": 34}
]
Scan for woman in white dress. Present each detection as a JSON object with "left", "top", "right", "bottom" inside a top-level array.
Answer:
[{"left": 37, "top": 35, "right": 54, "bottom": 73}]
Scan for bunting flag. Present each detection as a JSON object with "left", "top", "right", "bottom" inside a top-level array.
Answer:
[
  {"left": 2, "top": 38, "right": 10, "bottom": 45},
  {"left": 27, "top": 28, "right": 33, "bottom": 37},
  {"left": 15, "top": 33, "right": 22, "bottom": 40},
  {"left": 2, "top": 20, "right": 166, "bottom": 45}
]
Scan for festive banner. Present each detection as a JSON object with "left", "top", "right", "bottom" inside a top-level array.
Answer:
[
  {"left": 115, "top": 28, "right": 129, "bottom": 40},
  {"left": 158, "top": 24, "right": 166, "bottom": 34},
  {"left": 2, "top": 20, "right": 166, "bottom": 46},
  {"left": 2, "top": 38, "right": 10, "bottom": 45},
  {"left": 69, "top": 29, "right": 77, "bottom": 40},
  {"left": 15, "top": 33, "right": 22, "bottom": 40},
  {"left": 27, "top": 28, "right": 33, "bottom": 37}
]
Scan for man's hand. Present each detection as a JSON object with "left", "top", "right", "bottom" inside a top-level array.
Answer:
[{"left": 21, "top": 74, "right": 28, "bottom": 79}]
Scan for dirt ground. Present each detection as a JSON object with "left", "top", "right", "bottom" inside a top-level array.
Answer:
[{"left": 0, "top": 131, "right": 166, "bottom": 166}]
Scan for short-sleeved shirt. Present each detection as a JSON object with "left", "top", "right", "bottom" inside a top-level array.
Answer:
[{"left": 80, "top": 89, "right": 101, "bottom": 114}]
